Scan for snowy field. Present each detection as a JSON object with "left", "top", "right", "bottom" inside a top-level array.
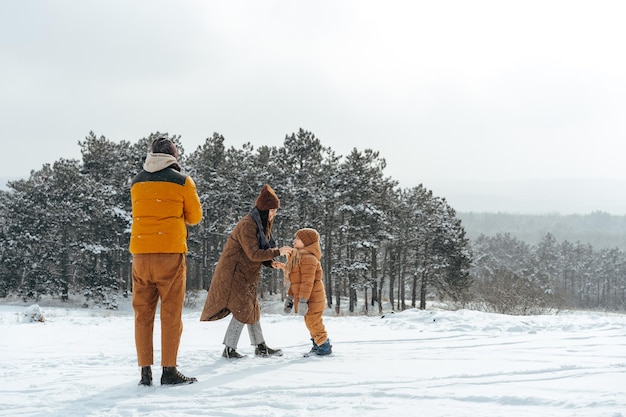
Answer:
[{"left": 1, "top": 298, "right": 625, "bottom": 417}]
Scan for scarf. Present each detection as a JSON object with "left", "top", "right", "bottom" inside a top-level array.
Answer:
[
  {"left": 250, "top": 207, "right": 276, "bottom": 250},
  {"left": 283, "top": 249, "right": 301, "bottom": 285}
]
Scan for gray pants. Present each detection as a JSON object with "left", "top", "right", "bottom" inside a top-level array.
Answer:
[{"left": 223, "top": 316, "right": 265, "bottom": 348}]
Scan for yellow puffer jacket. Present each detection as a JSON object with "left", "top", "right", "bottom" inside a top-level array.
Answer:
[
  {"left": 129, "top": 166, "right": 202, "bottom": 254},
  {"left": 288, "top": 242, "right": 326, "bottom": 315}
]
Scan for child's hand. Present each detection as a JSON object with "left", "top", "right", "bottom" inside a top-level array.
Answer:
[
  {"left": 272, "top": 261, "right": 286, "bottom": 270},
  {"left": 297, "top": 298, "right": 309, "bottom": 316}
]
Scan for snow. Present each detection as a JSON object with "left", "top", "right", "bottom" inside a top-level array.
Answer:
[{"left": 1, "top": 299, "right": 625, "bottom": 417}]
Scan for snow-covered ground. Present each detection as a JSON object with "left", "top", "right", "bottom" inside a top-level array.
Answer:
[{"left": 1, "top": 298, "right": 625, "bottom": 417}]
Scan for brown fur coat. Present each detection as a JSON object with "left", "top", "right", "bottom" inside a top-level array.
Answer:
[{"left": 200, "top": 214, "right": 280, "bottom": 324}]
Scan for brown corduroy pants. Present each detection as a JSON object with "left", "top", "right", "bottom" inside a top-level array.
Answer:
[
  {"left": 304, "top": 312, "right": 328, "bottom": 346},
  {"left": 132, "top": 253, "right": 187, "bottom": 367}
]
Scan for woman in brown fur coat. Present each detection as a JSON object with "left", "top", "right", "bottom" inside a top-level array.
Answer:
[
  {"left": 200, "top": 184, "right": 292, "bottom": 358},
  {"left": 278, "top": 228, "right": 332, "bottom": 356}
]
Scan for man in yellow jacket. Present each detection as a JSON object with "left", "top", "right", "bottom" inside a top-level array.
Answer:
[{"left": 130, "top": 136, "right": 202, "bottom": 386}]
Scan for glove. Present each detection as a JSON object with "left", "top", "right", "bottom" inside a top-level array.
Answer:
[
  {"left": 297, "top": 298, "right": 309, "bottom": 316},
  {"left": 283, "top": 296, "right": 294, "bottom": 314}
]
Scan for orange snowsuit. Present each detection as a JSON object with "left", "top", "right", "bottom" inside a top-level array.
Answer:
[{"left": 287, "top": 242, "right": 328, "bottom": 346}]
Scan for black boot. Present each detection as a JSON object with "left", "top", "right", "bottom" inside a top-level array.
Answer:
[
  {"left": 138, "top": 366, "right": 152, "bottom": 386},
  {"left": 255, "top": 342, "right": 283, "bottom": 357},
  {"left": 222, "top": 346, "right": 245, "bottom": 359},
  {"left": 160, "top": 366, "right": 197, "bottom": 385}
]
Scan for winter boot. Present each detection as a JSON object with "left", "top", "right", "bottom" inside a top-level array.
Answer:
[
  {"left": 255, "top": 342, "right": 283, "bottom": 357},
  {"left": 315, "top": 339, "right": 332, "bottom": 356},
  {"left": 138, "top": 366, "right": 152, "bottom": 386},
  {"left": 306, "top": 338, "right": 319, "bottom": 356},
  {"left": 222, "top": 346, "right": 245, "bottom": 359},
  {"left": 160, "top": 366, "right": 197, "bottom": 385}
]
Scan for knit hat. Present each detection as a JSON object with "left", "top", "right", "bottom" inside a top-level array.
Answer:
[
  {"left": 151, "top": 136, "right": 178, "bottom": 158},
  {"left": 255, "top": 184, "right": 281, "bottom": 210},
  {"left": 296, "top": 228, "right": 319, "bottom": 247}
]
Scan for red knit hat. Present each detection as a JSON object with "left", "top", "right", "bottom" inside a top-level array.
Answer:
[
  {"left": 296, "top": 228, "right": 319, "bottom": 247},
  {"left": 255, "top": 184, "right": 280, "bottom": 210}
]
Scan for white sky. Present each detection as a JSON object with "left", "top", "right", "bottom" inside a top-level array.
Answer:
[{"left": 2, "top": 1, "right": 626, "bottom": 214}]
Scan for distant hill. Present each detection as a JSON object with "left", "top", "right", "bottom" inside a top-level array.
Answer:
[
  {"left": 427, "top": 178, "right": 626, "bottom": 215},
  {"left": 458, "top": 211, "right": 626, "bottom": 251}
]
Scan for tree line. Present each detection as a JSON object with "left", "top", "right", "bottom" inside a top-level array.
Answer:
[
  {"left": 0, "top": 129, "right": 471, "bottom": 313},
  {"left": 0, "top": 129, "right": 624, "bottom": 314},
  {"left": 471, "top": 232, "right": 626, "bottom": 314}
]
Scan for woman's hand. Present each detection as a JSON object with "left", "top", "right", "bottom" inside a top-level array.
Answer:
[
  {"left": 272, "top": 261, "right": 286, "bottom": 270},
  {"left": 278, "top": 246, "right": 293, "bottom": 256}
]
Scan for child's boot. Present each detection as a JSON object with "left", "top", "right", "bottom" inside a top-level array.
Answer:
[
  {"left": 307, "top": 338, "right": 319, "bottom": 356},
  {"left": 315, "top": 339, "right": 332, "bottom": 356}
]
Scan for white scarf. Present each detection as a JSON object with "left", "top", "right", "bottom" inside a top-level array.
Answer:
[{"left": 143, "top": 152, "right": 178, "bottom": 173}]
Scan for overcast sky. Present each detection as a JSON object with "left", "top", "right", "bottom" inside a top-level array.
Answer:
[{"left": 2, "top": 1, "right": 626, "bottom": 214}]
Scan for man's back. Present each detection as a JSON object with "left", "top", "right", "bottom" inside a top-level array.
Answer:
[{"left": 129, "top": 167, "right": 202, "bottom": 254}]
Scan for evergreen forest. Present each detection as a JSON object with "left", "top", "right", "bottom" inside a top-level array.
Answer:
[{"left": 0, "top": 129, "right": 624, "bottom": 314}]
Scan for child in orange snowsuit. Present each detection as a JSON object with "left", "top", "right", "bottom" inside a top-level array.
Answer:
[{"left": 277, "top": 228, "right": 332, "bottom": 356}]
